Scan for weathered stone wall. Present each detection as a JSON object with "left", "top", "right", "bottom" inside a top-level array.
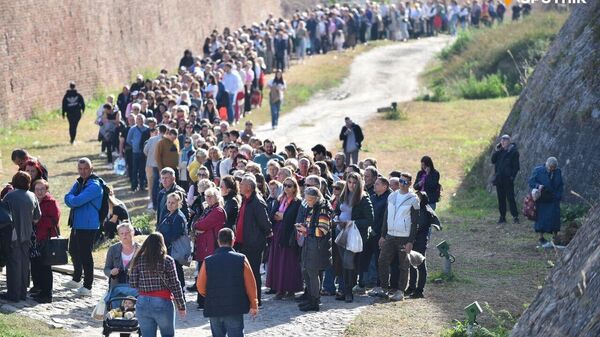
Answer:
[
  {"left": 0, "top": 0, "right": 281, "bottom": 123},
  {"left": 510, "top": 204, "right": 600, "bottom": 337},
  {"left": 494, "top": 2, "right": 600, "bottom": 202}
]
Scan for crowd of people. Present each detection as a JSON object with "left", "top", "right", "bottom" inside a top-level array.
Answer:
[{"left": 0, "top": 2, "right": 555, "bottom": 337}]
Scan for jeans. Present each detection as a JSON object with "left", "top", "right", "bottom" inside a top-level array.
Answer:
[
  {"left": 131, "top": 152, "right": 147, "bottom": 190},
  {"left": 322, "top": 265, "right": 337, "bottom": 294},
  {"left": 66, "top": 112, "right": 82, "bottom": 143},
  {"left": 137, "top": 295, "right": 175, "bottom": 337},
  {"left": 151, "top": 167, "right": 160, "bottom": 207},
  {"left": 359, "top": 236, "right": 380, "bottom": 287},
  {"left": 68, "top": 229, "right": 97, "bottom": 289},
  {"left": 227, "top": 93, "right": 236, "bottom": 124},
  {"left": 210, "top": 314, "right": 244, "bottom": 337},
  {"left": 344, "top": 150, "right": 359, "bottom": 165},
  {"left": 270, "top": 101, "right": 281, "bottom": 128}
]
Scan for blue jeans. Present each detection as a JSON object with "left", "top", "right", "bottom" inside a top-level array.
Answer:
[
  {"left": 131, "top": 152, "right": 147, "bottom": 190},
  {"left": 210, "top": 314, "right": 244, "bottom": 337},
  {"left": 227, "top": 93, "right": 236, "bottom": 123},
  {"left": 136, "top": 295, "right": 175, "bottom": 337},
  {"left": 270, "top": 101, "right": 281, "bottom": 128}
]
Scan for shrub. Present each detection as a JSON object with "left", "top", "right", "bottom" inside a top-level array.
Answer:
[
  {"left": 458, "top": 74, "right": 508, "bottom": 99},
  {"left": 440, "top": 30, "right": 473, "bottom": 60}
]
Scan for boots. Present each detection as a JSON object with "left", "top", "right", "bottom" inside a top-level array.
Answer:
[
  {"left": 299, "top": 296, "right": 320, "bottom": 311},
  {"left": 343, "top": 269, "right": 355, "bottom": 303}
]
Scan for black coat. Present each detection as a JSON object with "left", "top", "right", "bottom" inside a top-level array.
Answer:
[
  {"left": 62, "top": 89, "right": 85, "bottom": 116},
  {"left": 414, "top": 169, "right": 441, "bottom": 203},
  {"left": 271, "top": 198, "right": 301, "bottom": 247},
  {"left": 491, "top": 143, "right": 520, "bottom": 181},
  {"left": 339, "top": 123, "right": 365, "bottom": 151},
  {"left": 239, "top": 193, "right": 272, "bottom": 250},
  {"left": 223, "top": 194, "right": 239, "bottom": 229}
]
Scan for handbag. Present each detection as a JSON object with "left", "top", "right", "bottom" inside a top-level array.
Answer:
[
  {"left": 171, "top": 234, "right": 192, "bottom": 266},
  {"left": 40, "top": 221, "right": 69, "bottom": 266}
]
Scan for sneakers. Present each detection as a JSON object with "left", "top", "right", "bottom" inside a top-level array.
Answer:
[
  {"left": 147, "top": 201, "right": 154, "bottom": 210},
  {"left": 259, "top": 263, "right": 266, "bottom": 275},
  {"left": 498, "top": 217, "right": 507, "bottom": 224},
  {"left": 408, "top": 291, "right": 424, "bottom": 299},
  {"left": 541, "top": 241, "right": 554, "bottom": 249},
  {"left": 62, "top": 280, "right": 82, "bottom": 289},
  {"left": 368, "top": 287, "right": 386, "bottom": 298},
  {"left": 74, "top": 287, "right": 92, "bottom": 297},
  {"left": 352, "top": 285, "right": 366, "bottom": 294},
  {"left": 389, "top": 290, "right": 405, "bottom": 301},
  {"left": 513, "top": 217, "right": 520, "bottom": 224}
]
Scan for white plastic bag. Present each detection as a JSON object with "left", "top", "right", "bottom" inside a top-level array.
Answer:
[
  {"left": 345, "top": 221, "right": 363, "bottom": 253},
  {"left": 91, "top": 291, "right": 107, "bottom": 320},
  {"left": 113, "top": 157, "right": 126, "bottom": 176}
]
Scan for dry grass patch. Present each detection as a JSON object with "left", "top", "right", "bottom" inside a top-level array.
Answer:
[{"left": 342, "top": 97, "right": 554, "bottom": 336}]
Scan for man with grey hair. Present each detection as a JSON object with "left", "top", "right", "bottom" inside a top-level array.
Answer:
[
  {"left": 126, "top": 114, "right": 149, "bottom": 192},
  {"left": 491, "top": 134, "right": 520, "bottom": 224},
  {"left": 156, "top": 167, "right": 188, "bottom": 226},
  {"left": 528, "top": 156, "right": 564, "bottom": 247},
  {"left": 235, "top": 174, "right": 272, "bottom": 307},
  {"left": 63, "top": 157, "right": 104, "bottom": 297}
]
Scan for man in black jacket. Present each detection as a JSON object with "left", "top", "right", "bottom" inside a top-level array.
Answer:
[
  {"left": 234, "top": 175, "right": 272, "bottom": 307},
  {"left": 491, "top": 134, "right": 520, "bottom": 224},
  {"left": 62, "top": 81, "right": 86, "bottom": 144},
  {"left": 339, "top": 117, "right": 364, "bottom": 165}
]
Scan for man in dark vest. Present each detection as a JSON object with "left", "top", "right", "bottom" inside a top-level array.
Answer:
[{"left": 197, "top": 228, "right": 258, "bottom": 337}]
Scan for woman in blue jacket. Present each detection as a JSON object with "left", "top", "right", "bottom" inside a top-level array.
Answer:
[
  {"left": 528, "top": 157, "right": 564, "bottom": 247},
  {"left": 158, "top": 192, "right": 187, "bottom": 291}
]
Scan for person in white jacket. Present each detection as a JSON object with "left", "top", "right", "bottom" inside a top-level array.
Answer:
[{"left": 369, "top": 172, "right": 419, "bottom": 301}]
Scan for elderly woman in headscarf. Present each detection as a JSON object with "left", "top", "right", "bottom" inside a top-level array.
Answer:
[{"left": 528, "top": 157, "right": 564, "bottom": 248}]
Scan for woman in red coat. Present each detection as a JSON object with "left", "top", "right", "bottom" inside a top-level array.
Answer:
[
  {"left": 31, "top": 179, "right": 61, "bottom": 303},
  {"left": 193, "top": 187, "right": 226, "bottom": 309}
]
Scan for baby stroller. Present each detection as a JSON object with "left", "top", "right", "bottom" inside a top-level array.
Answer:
[{"left": 102, "top": 283, "right": 141, "bottom": 337}]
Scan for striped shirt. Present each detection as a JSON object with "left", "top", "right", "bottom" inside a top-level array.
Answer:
[{"left": 129, "top": 255, "right": 186, "bottom": 311}]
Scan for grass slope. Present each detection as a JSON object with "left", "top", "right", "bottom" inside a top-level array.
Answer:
[
  {"left": 423, "top": 12, "right": 567, "bottom": 100},
  {"left": 0, "top": 313, "right": 67, "bottom": 337},
  {"left": 342, "top": 98, "right": 554, "bottom": 337}
]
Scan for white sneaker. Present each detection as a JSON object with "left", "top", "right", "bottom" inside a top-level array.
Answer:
[
  {"left": 389, "top": 290, "right": 405, "bottom": 301},
  {"left": 62, "top": 280, "right": 82, "bottom": 289},
  {"left": 368, "top": 287, "right": 386, "bottom": 298},
  {"left": 74, "top": 287, "right": 92, "bottom": 297},
  {"left": 259, "top": 263, "right": 266, "bottom": 275},
  {"left": 352, "top": 285, "right": 366, "bottom": 294},
  {"left": 147, "top": 201, "right": 154, "bottom": 210}
]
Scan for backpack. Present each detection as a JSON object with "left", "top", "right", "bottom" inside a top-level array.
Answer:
[{"left": 97, "top": 178, "right": 111, "bottom": 223}]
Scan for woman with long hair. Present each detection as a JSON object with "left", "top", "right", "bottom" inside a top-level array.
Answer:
[
  {"left": 414, "top": 155, "right": 441, "bottom": 210},
  {"left": 129, "top": 232, "right": 186, "bottom": 337},
  {"left": 267, "top": 70, "right": 286, "bottom": 129},
  {"left": 104, "top": 185, "right": 131, "bottom": 239},
  {"left": 220, "top": 176, "right": 240, "bottom": 230},
  {"left": 266, "top": 177, "right": 303, "bottom": 299},
  {"left": 334, "top": 172, "right": 373, "bottom": 302}
]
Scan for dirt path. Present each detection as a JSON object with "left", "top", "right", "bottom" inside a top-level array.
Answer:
[{"left": 255, "top": 36, "right": 451, "bottom": 151}]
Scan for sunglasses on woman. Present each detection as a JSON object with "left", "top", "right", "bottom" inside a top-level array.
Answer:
[{"left": 283, "top": 183, "right": 294, "bottom": 188}]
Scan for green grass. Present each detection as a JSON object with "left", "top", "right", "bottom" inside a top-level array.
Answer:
[
  {"left": 0, "top": 313, "right": 68, "bottom": 337},
  {"left": 424, "top": 12, "right": 567, "bottom": 99}
]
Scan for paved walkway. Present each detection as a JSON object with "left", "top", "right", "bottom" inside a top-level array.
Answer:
[
  {"left": 0, "top": 268, "right": 371, "bottom": 336},
  {"left": 256, "top": 36, "right": 451, "bottom": 150}
]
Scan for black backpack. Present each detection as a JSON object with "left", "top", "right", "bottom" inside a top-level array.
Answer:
[{"left": 97, "top": 178, "right": 111, "bottom": 223}]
